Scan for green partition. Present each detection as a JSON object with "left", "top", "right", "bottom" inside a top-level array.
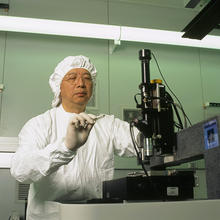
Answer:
[
  {"left": 200, "top": 49, "right": 220, "bottom": 119},
  {"left": 0, "top": 33, "right": 109, "bottom": 136}
]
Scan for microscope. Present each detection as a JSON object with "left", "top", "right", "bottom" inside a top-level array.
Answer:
[
  {"left": 132, "top": 49, "right": 176, "bottom": 165},
  {"left": 102, "top": 49, "right": 195, "bottom": 201}
]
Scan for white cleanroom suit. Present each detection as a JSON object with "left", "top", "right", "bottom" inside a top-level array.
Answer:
[{"left": 10, "top": 105, "right": 137, "bottom": 220}]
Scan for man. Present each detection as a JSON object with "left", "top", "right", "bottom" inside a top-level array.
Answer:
[{"left": 10, "top": 55, "right": 138, "bottom": 220}]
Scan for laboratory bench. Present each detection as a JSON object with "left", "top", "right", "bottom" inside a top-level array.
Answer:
[{"left": 45, "top": 199, "right": 220, "bottom": 220}]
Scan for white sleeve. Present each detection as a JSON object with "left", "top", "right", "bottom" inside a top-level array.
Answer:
[
  {"left": 10, "top": 117, "right": 75, "bottom": 184},
  {"left": 112, "top": 117, "right": 139, "bottom": 157}
]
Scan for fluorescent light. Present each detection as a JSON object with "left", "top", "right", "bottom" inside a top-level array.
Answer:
[
  {"left": 0, "top": 153, "right": 14, "bottom": 168},
  {"left": 0, "top": 137, "right": 18, "bottom": 168},
  {"left": 121, "top": 26, "right": 220, "bottom": 50},
  {"left": 0, "top": 15, "right": 219, "bottom": 50},
  {"left": 0, "top": 137, "right": 18, "bottom": 152},
  {"left": 0, "top": 15, "right": 120, "bottom": 40}
]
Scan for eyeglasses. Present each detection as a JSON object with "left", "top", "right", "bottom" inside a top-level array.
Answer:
[{"left": 63, "top": 74, "right": 92, "bottom": 84}]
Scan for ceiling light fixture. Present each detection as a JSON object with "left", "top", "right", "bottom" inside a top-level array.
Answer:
[
  {"left": 121, "top": 26, "right": 220, "bottom": 50},
  {"left": 0, "top": 15, "right": 219, "bottom": 50},
  {"left": 0, "top": 15, "right": 121, "bottom": 40}
]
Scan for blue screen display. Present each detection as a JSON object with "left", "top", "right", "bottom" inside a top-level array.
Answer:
[{"left": 204, "top": 119, "right": 219, "bottom": 150}]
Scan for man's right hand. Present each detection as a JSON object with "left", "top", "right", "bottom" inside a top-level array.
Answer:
[{"left": 65, "top": 113, "right": 95, "bottom": 151}]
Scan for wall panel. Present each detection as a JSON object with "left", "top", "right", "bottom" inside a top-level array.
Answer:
[
  {"left": 199, "top": 49, "right": 220, "bottom": 119},
  {"left": 0, "top": 33, "right": 108, "bottom": 136}
]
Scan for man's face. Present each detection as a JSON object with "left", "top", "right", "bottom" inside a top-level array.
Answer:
[{"left": 60, "top": 68, "right": 93, "bottom": 107}]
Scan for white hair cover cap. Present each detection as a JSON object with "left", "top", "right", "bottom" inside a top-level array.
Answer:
[{"left": 49, "top": 55, "right": 97, "bottom": 107}]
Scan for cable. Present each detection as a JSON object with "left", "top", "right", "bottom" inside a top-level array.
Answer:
[
  {"left": 165, "top": 92, "right": 184, "bottom": 129},
  {"left": 173, "top": 102, "right": 188, "bottom": 128},
  {"left": 174, "top": 102, "right": 192, "bottom": 128},
  {"left": 152, "top": 52, "right": 192, "bottom": 127},
  {"left": 135, "top": 78, "right": 186, "bottom": 129},
  {"left": 135, "top": 90, "right": 185, "bottom": 130}
]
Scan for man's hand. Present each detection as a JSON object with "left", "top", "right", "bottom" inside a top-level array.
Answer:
[{"left": 65, "top": 113, "right": 96, "bottom": 151}]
